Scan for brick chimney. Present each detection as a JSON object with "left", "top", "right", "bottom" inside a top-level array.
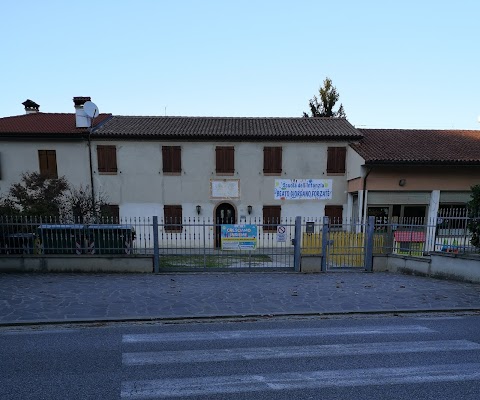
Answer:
[
  {"left": 73, "top": 96, "right": 91, "bottom": 128},
  {"left": 22, "top": 99, "right": 40, "bottom": 114}
]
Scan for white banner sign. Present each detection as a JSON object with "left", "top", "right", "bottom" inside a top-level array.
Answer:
[{"left": 274, "top": 179, "right": 332, "bottom": 200}]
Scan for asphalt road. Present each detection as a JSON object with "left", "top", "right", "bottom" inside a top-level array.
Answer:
[{"left": 1, "top": 313, "right": 480, "bottom": 399}]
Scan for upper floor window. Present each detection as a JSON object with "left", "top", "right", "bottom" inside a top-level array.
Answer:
[
  {"left": 327, "top": 147, "right": 346, "bottom": 174},
  {"left": 162, "top": 146, "right": 181, "bottom": 173},
  {"left": 216, "top": 146, "right": 234, "bottom": 174},
  {"left": 263, "top": 147, "right": 282, "bottom": 175},
  {"left": 38, "top": 150, "right": 58, "bottom": 179},
  {"left": 97, "top": 145, "right": 117, "bottom": 173}
]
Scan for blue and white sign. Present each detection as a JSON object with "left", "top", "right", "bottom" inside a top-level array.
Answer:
[
  {"left": 221, "top": 224, "right": 257, "bottom": 250},
  {"left": 274, "top": 179, "right": 332, "bottom": 200},
  {"left": 276, "top": 225, "right": 287, "bottom": 243}
]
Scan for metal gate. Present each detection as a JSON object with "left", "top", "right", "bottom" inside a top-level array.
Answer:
[
  {"left": 301, "top": 217, "right": 378, "bottom": 271},
  {"left": 155, "top": 217, "right": 296, "bottom": 271}
]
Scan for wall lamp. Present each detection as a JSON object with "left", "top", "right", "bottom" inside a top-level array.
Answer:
[
  {"left": 247, "top": 205, "right": 253, "bottom": 215},
  {"left": 196, "top": 205, "right": 201, "bottom": 215}
]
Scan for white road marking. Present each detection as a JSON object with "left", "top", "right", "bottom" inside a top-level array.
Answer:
[
  {"left": 122, "top": 339, "right": 480, "bottom": 365},
  {"left": 122, "top": 325, "right": 434, "bottom": 343},
  {"left": 121, "top": 363, "right": 480, "bottom": 398}
]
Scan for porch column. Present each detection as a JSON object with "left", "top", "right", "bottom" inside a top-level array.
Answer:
[
  {"left": 425, "top": 190, "right": 440, "bottom": 252},
  {"left": 346, "top": 193, "right": 353, "bottom": 230}
]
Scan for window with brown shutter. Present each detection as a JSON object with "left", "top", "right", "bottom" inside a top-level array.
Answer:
[
  {"left": 263, "top": 147, "right": 282, "bottom": 174},
  {"left": 215, "top": 146, "right": 234, "bottom": 174},
  {"left": 164, "top": 205, "right": 183, "bottom": 232},
  {"left": 38, "top": 150, "right": 58, "bottom": 179},
  {"left": 263, "top": 205, "right": 281, "bottom": 232},
  {"left": 100, "top": 204, "right": 120, "bottom": 222},
  {"left": 325, "top": 205, "right": 343, "bottom": 225},
  {"left": 162, "top": 146, "right": 181, "bottom": 173},
  {"left": 97, "top": 145, "right": 117, "bottom": 173},
  {"left": 327, "top": 147, "right": 346, "bottom": 174}
]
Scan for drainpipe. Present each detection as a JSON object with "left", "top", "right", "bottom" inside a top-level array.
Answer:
[
  {"left": 361, "top": 166, "right": 372, "bottom": 226},
  {"left": 88, "top": 124, "right": 96, "bottom": 219}
]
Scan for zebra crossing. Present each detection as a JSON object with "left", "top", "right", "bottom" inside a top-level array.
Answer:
[{"left": 120, "top": 323, "right": 480, "bottom": 399}]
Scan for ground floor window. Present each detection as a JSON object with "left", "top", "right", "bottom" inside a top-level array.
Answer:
[
  {"left": 100, "top": 204, "right": 120, "bottom": 222},
  {"left": 263, "top": 206, "right": 281, "bottom": 232},
  {"left": 437, "top": 204, "right": 467, "bottom": 236},
  {"left": 164, "top": 205, "right": 183, "bottom": 232}
]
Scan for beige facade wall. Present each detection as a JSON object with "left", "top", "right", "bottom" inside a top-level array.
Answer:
[
  {"left": 365, "top": 166, "right": 480, "bottom": 191},
  {"left": 348, "top": 177, "right": 364, "bottom": 192},
  {"left": 92, "top": 140, "right": 351, "bottom": 220},
  {"left": 0, "top": 140, "right": 90, "bottom": 193},
  {"left": 346, "top": 146, "right": 365, "bottom": 181}
]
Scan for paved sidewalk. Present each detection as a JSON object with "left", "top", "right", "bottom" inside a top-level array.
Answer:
[{"left": 1, "top": 272, "right": 480, "bottom": 325}]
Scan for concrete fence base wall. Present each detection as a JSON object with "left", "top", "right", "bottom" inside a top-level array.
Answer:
[
  {"left": 300, "top": 255, "right": 323, "bottom": 273},
  {"left": 429, "top": 253, "right": 480, "bottom": 283},
  {"left": 373, "top": 253, "right": 480, "bottom": 283},
  {"left": 0, "top": 256, "right": 152, "bottom": 273}
]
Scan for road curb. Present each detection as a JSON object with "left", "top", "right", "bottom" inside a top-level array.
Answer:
[{"left": 1, "top": 307, "right": 480, "bottom": 328}]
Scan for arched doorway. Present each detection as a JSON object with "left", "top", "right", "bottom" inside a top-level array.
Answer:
[{"left": 215, "top": 202, "right": 236, "bottom": 248}]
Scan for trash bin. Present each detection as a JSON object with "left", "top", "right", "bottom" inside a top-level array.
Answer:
[
  {"left": 37, "top": 224, "right": 85, "bottom": 254},
  {"left": 5, "top": 233, "right": 36, "bottom": 254},
  {"left": 0, "top": 232, "right": 7, "bottom": 254},
  {"left": 87, "top": 224, "right": 135, "bottom": 254}
]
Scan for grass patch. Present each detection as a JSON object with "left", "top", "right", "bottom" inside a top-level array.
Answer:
[{"left": 159, "top": 254, "right": 272, "bottom": 268}]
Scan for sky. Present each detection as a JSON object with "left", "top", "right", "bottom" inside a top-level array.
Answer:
[{"left": 1, "top": 0, "right": 479, "bottom": 129}]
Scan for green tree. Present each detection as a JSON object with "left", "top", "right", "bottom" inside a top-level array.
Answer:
[
  {"left": 1, "top": 172, "right": 111, "bottom": 222},
  {"left": 0, "top": 194, "right": 18, "bottom": 215},
  {"left": 60, "top": 185, "right": 109, "bottom": 223},
  {"left": 303, "top": 77, "right": 346, "bottom": 118},
  {"left": 467, "top": 184, "right": 480, "bottom": 248},
  {"left": 8, "top": 172, "right": 69, "bottom": 217}
]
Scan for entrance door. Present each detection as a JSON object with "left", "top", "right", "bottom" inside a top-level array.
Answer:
[{"left": 215, "top": 203, "right": 236, "bottom": 248}]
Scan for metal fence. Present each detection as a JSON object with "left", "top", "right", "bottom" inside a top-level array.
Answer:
[
  {"left": 372, "top": 215, "right": 478, "bottom": 256},
  {"left": 155, "top": 216, "right": 296, "bottom": 271},
  {"left": 0, "top": 216, "right": 298, "bottom": 271},
  {"left": 1, "top": 213, "right": 479, "bottom": 271}
]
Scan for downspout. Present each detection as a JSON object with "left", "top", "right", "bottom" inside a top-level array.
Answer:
[
  {"left": 88, "top": 124, "right": 95, "bottom": 218},
  {"left": 361, "top": 166, "right": 372, "bottom": 225}
]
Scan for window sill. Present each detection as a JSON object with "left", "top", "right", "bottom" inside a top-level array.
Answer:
[
  {"left": 263, "top": 172, "right": 282, "bottom": 176},
  {"left": 98, "top": 172, "right": 118, "bottom": 175},
  {"left": 216, "top": 172, "right": 235, "bottom": 176},
  {"left": 163, "top": 172, "right": 182, "bottom": 176},
  {"left": 326, "top": 172, "right": 345, "bottom": 176}
]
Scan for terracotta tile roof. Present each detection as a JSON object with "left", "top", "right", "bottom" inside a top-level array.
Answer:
[
  {"left": 0, "top": 113, "right": 112, "bottom": 137},
  {"left": 351, "top": 129, "right": 480, "bottom": 165},
  {"left": 92, "top": 116, "right": 362, "bottom": 140}
]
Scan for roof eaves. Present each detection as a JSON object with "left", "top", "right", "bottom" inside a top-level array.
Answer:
[{"left": 365, "top": 159, "right": 480, "bottom": 166}]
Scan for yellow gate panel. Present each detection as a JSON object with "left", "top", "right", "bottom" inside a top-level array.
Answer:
[{"left": 301, "top": 232, "right": 385, "bottom": 268}]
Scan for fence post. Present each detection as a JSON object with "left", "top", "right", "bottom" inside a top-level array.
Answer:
[
  {"left": 153, "top": 216, "right": 159, "bottom": 273},
  {"left": 321, "top": 216, "right": 329, "bottom": 272},
  {"left": 293, "top": 216, "right": 301, "bottom": 272},
  {"left": 364, "top": 216, "right": 375, "bottom": 272}
]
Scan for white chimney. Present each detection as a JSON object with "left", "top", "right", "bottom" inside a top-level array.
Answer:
[
  {"left": 22, "top": 99, "right": 40, "bottom": 114},
  {"left": 73, "top": 96, "right": 91, "bottom": 128}
]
